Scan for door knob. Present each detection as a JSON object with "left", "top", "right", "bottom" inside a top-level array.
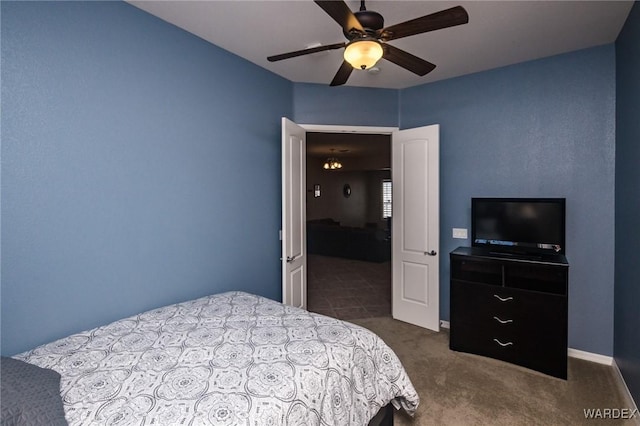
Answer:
[
  {"left": 424, "top": 250, "right": 437, "bottom": 256},
  {"left": 286, "top": 255, "right": 297, "bottom": 263}
]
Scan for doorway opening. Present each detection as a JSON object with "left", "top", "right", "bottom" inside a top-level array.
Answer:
[
  {"left": 305, "top": 131, "right": 393, "bottom": 321},
  {"left": 283, "top": 120, "right": 440, "bottom": 331}
]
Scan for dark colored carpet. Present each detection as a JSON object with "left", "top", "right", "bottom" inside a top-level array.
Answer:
[
  {"left": 352, "top": 317, "right": 637, "bottom": 426},
  {"left": 307, "top": 255, "right": 637, "bottom": 425},
  {"left": 307, "top": 254, "right": 391, "bottom": 320}
]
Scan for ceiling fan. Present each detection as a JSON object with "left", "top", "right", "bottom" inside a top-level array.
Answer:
[{"left": 267, "top": 0, "right": 469, "bottom": 86}]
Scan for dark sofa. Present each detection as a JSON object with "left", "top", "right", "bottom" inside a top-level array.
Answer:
[{"left": 307, "top": 219, "right": 391, "bottom": 262}]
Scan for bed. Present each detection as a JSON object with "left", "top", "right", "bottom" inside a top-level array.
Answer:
[{"left": 3, "top": 291, "right": 419, "bottom": 425}]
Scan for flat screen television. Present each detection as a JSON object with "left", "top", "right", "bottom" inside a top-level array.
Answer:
[{"left": 471, "top": 198, "right": 566, "bottom": 256}]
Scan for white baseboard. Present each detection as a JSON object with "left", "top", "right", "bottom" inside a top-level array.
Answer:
[
  {"left": 613, "top": 360, "right": 640, "bottom": 425},
  {"left": 440, "top": 320, "right": 450, "bottom": 329},
  {"left": 567, "top": 348, "right": 613, "bottom": 365}
]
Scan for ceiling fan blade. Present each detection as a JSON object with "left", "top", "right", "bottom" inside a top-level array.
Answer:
[
  {"left": 267, "top": 42, "right": 346, "bottom": 62},
  {"left": 379, "top": 6, "right": 469, "bottom": 41},
  {"left": 315, "top": 0, "right": 364, "bottom": 35},
  {"left": 383, "top": 44, "right": 435, "bottom": 76},
  {"left": 330, "top": 60, "right": 353, "bottom": 86}
]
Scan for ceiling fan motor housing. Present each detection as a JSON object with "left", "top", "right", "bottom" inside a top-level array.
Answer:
[{"left": 344, "top": 10, "right": 384, "bottom": 38}]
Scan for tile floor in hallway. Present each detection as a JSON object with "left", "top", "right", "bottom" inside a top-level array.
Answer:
[{"left": 307, "top": 254, "right": 392, "bottom": 321}]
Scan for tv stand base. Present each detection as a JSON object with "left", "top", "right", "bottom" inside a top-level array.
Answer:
[{"left": 449, "top": 246, "right": 569, "bottom": 379}]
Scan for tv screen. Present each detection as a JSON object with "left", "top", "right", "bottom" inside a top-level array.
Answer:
[{"left": 471, "top": 198, "right": 566, "bottom": 255}]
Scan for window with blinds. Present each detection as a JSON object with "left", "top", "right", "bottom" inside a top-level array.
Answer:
[{"left": 382, "top": 179, "right": 392, "bottom": 219}]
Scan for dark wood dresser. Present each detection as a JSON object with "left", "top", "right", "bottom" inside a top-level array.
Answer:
[{"left": 449, "top": 246, "right": 569, "bottom": 379}]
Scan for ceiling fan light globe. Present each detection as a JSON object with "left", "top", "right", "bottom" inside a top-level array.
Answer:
[{"left": 344, "top": 40, "right": 383, "bottom": 70}]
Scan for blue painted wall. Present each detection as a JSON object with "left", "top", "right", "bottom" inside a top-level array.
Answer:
[
  {"left": 293, "top": 83, "right": 398, "bottom": 127},
  {"left": 0, "top": 0, "right": 628, "bottom": 363},
  {"left": 615, "top": 1, "right": 640, "bottom": 404},
  {"left": 1, "top": 1, "right": 291, "bottom": 355},
  {"left": 399, "top": 46, "right": 616, "bottom": 356}
]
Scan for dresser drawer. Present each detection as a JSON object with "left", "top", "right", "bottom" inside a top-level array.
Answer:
[
  {"left": 450, "top": 280, "right": 520, "bottom": 324},
  {"left": 450, "top": 315, "right": 518, "bottom": 363}
]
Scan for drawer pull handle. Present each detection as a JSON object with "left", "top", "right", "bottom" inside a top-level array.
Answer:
[
  {"left": 493, "top": 295, "right": 514, "bottom": 302},
  {"left": 493, "top": 339, "right": 514, "bottom": 347},
  {"left": 493, "top": 316, "right": 513, "bottom": 324}
]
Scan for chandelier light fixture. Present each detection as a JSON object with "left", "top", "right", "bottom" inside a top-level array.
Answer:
[
  {"left": 343, "top": 38, "right": 383, "bottom": 70},
  {"left": 323, "top": 149, "right": 343, "bottom": 170}
]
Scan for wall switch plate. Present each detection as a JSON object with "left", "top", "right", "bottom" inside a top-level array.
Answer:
[{"left": 453, "top": 228, "right": 468, "bottom": 239}]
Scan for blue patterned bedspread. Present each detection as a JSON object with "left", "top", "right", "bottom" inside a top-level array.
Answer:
[{"left": 16, "top": 291, "right": 419, "bottom": 425}]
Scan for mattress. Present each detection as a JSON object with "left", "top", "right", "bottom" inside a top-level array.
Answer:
[{"left": 16, "top": 291, "right": 419, "bottom": 425}]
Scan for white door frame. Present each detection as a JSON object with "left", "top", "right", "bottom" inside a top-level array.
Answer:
[
  {"left": 300, "top": 124, "right": 398, "bottom": 135},
  {"left": 287, "top": 123, "right": 439, "bottom": 330}
]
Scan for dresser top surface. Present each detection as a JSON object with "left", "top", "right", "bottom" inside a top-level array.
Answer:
[{"left": 451, "top": 246, "right": 569, "bottom": 267}]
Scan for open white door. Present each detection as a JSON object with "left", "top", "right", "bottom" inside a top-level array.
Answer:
[
  {"left": 281, "top": 118, "right": 307, "bottom": 309},
  {"left": 391, "top": 125, "right": 440, "bottom": 330}
]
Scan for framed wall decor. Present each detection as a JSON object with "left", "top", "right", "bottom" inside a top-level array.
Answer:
[{"left": 343, "top": 184, "right": 351, "bottom": 198}]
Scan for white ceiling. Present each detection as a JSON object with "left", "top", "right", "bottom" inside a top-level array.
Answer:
[{"left": 128, "top": 1, "right": 633, "bottom": 90}]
